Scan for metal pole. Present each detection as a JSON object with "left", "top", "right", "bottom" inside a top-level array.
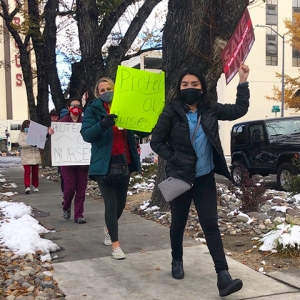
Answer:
[{"left": 281, "top": 35, "right": 285, "bottom": 117}]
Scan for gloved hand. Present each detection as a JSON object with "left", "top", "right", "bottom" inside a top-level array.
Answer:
[{"left": 100, "top": 114, "right": 118, "bottom": 129}]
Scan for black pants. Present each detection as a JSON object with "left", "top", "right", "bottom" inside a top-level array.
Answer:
[
  {"left": 169, "top": 172, "right": 228, "bottom": 273},
  {"left": 95, "top": 176, "right": 130, "bottom": 242}
]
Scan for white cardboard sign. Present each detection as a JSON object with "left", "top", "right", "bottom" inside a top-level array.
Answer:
[
  {"left": 26, "top": 121, "right": 48, "bottom": 149},
  {"left": 51, "top": 122, "right": 91, "bottom": 166}
]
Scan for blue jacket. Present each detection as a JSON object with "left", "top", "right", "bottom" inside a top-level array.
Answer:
[{"left": 80, "top": 98, "right": 145, "bottom": 179}]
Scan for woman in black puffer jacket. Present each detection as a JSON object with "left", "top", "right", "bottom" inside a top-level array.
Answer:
[{"left": 150, "top": 64, "right": 250, "bottom": 297}]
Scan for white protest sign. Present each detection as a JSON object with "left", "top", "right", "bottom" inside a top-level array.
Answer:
[
  {"left": 51, "top": 122, "right": 91, "bottom": 166},
  {"left": 140, "top": 143, "right": 157, "bottom": 161},
  {"left": 26, "top": 121, "right": 48, "bottom": 149}
]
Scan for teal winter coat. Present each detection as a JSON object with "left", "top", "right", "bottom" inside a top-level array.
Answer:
[{"left": 80, "top": 98, "right": 145, "bottom": 180}]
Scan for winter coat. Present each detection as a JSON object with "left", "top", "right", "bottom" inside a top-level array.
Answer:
[
  {"left": 150, "top": 84, "right": 250, "bottom": 184},
  {"left": 18, "top": 132, "right": 41, "bottom": 165},
  {"left": 60, "top": 108, "right": 69, "bottom": 119},
  {"left": 80, "top": 98, "right": 147, "bottom": 179},
  {"left": 59, "top": 114, "right": 83, "bottom": 123}
]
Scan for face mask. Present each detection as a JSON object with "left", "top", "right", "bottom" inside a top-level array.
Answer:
[
  {"left": 24, "top": 128, "right": 29, "bottom": 133},
  {"left": 100, "top": 91, "right": 114, "bottom": 104},
  {"left": 69, "top": 107, "right": 82, "bottom": 116},
  {"left": 180, "top": 88, "right": 202, "bottom": 105}
]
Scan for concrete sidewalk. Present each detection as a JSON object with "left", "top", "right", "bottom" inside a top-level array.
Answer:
[{"left": 1, "top": 165, "right": 300, "bottom": 299}]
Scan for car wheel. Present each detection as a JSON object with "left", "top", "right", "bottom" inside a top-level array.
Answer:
[
  {"left": 277, "top": 162, "right": 298, "bottom": 191},
  {"left": 231, "top": 161, "right": 248, "bottom": 186}
]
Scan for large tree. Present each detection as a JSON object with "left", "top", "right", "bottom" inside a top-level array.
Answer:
[
  {"left": 1, "top": 0, "right": 163, "bottom": 165},
  {"left": 150, "top": 0, "right": 249, "bottom": 210},
  {"left": 74, "top": 0, "right": 163, "bottom": 102},
  {"left": 266, "top": 12, "right": 300, "bottom": 110},
  {"left": 0, "top": 0, "right": 67, "bottom": 165}
]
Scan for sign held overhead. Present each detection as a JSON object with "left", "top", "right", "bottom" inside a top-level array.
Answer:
[{"left": 221, "top": 8, "right": 255, "bottom": 85}]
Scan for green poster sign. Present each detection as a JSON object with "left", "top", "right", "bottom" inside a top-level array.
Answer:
[{"left": 110, "top": 66, "right": 165, "bottom": 132}]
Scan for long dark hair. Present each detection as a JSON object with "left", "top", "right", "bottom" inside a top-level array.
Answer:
[{"left": 176, "top": 68, "right": 210, "bottom": 109}]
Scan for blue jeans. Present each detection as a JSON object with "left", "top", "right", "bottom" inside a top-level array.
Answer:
[{"left": 169, "top": 172, "right": 228, "bottom": 273}]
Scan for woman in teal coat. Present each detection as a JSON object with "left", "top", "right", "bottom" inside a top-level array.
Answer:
[{"left": 81, "top": 77, "right": 146, "bottom": 260}]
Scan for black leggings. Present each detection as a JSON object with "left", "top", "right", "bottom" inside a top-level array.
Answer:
[
  {"left": 95, "top": 176, "right": 130, "bottom": 242},
  {"left": 169, "top": 172, "right": 228, "bottom": 273}
]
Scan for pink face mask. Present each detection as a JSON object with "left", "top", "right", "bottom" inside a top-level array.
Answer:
[{"left": 69, "top": 107, "right": 82, "bottom": 116}]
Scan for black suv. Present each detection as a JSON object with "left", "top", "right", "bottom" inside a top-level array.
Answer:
[{"left": 230, "top": 116, "right": 300, "bottom": 191}]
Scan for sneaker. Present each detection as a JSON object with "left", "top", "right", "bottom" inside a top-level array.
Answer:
[
  {"left": 63, "top": 208, "right": 71, "bottom": 220},
  {"left": 104, "top": 227, "right": 112, "bottom": 246},
  {"left": 33, "top": 187, "right": 39, "bottom": 192},
  {"left": 25, "top": 187, "right": 30, "bottom": 194},
  {"left": 75, "top": 217, "right": 86, "bottom": 224},
  {"left": 111, "top": 247, "right": 126, "bottom": 260}
]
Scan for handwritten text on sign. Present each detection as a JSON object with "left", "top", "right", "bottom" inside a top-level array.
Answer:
[
  {"left": 221, "top": 8, "right": 255, "bottom": 84},
  {"left": 51, "top": 122, "right": 91, "bottom": 166},
  {"left": 110, "top": 66, "right": 165, "bottom": 132}
]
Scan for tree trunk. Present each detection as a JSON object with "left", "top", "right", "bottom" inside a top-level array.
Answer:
[
  {"left": 150, "top": 157, "right": 169, "bottom": 211},
  {"left": 28, "top": 0, "right": 61, "bottom": 168},
  {"left": 44, "top": 0, "right": 66, "bottom": 113},
  {"left": 150, "top": 0, "right": 249, "bottom": 208},
  {"left": 76, "top": 0, "right": 105, "bottom": 101},
  {"left": 69, "top": 62, "right": 87, "bottom": 99}
]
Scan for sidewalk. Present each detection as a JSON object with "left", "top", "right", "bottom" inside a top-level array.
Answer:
[{"left": 1, "top": 166, "right": 300, "bottom": 300}]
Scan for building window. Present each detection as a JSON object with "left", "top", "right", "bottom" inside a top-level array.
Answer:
[
  {"left": 265, "top": 1, "right": 278, "bottom": 66},
  {"left": 292, "top": 49, "right": 300, "bottom": 67},
  {"left": 10, "top": 124, "right": 21, "bottom": 130},
  {"left": 266, "top": 55, "right": 278, "bottom": 66},
  {"left": 293, "top": 0, "right": 300, "bottom": 7},
  {"left": 266, "top": 35, "right": 278, "bottom": 55},
  {"left": 266, "top": 5, "right": 278, "bottom": 25},
  {"left": 266, "top": 33, "right": 278, "bottom": 66}
]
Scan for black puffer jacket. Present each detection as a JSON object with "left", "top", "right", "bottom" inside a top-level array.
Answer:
[{"left": 150, "top": 84, "right": 250, "bottom": 184}]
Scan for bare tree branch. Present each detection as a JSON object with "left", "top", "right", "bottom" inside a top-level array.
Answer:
[
  {"left": 98, "top": 0, "right": 136, "bottom": 47},
  {"left": 57, "top": 10, "right": 75, "bottom": 16},
  {"left": 123, "top": 46, "right": 162, "bottom": 61},
  {"left": 105, "top": 0, "right": 162, "bottom": 71}
]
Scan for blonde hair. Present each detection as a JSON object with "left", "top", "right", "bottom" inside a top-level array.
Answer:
[{"left": 94, "top": 77, "right": 115, "bottom": 98}]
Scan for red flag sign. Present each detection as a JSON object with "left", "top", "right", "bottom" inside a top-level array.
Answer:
[{"left": 221, "top": 8, "right": 255, "bottom": 84}]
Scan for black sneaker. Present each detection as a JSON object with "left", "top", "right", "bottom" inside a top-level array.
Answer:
[
  {"left": 75, "top": 217, "right": 86, "bottom": 224},
  {"left": 63, "top": 208, "right": 71, "bottom": 220}
]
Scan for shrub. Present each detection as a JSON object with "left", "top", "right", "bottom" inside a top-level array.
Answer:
[
  {"left": 230, "top": 166, "right": 267, "bottom": 213},
  {"left": 288, "top": 158, "right": 300, "bottom": 195},
  {"left": 130, "top": 159, "right": 158, "bottom": 186},
  {"left": 259, "top": 223, "right": 300, "bottom": 258}
]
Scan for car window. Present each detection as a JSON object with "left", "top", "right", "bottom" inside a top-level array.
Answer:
[
  {"left": 232, "top": 124, "right": 246, "bottom": 145},
  {"left": 249, "top": 124, "right": 265, "bottom": 142},
  {"left": 266, "top": 119, "right": 300, "bottom": 136}
]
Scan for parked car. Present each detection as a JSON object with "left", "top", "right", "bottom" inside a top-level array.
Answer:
[{"left": 230, "top": 116, "right": 300, "bottom": 191}]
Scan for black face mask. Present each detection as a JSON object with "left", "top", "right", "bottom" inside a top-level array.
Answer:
[{"left": 180, "top": 88, "right": 202, "bottom": 105}]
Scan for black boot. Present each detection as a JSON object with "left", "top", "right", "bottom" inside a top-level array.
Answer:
[
  {"left": 171, "top": 259, "right": 184, "bottom": 279},
  {"left": 217, "top": 270, "right": 243, "bottom": 297}
]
